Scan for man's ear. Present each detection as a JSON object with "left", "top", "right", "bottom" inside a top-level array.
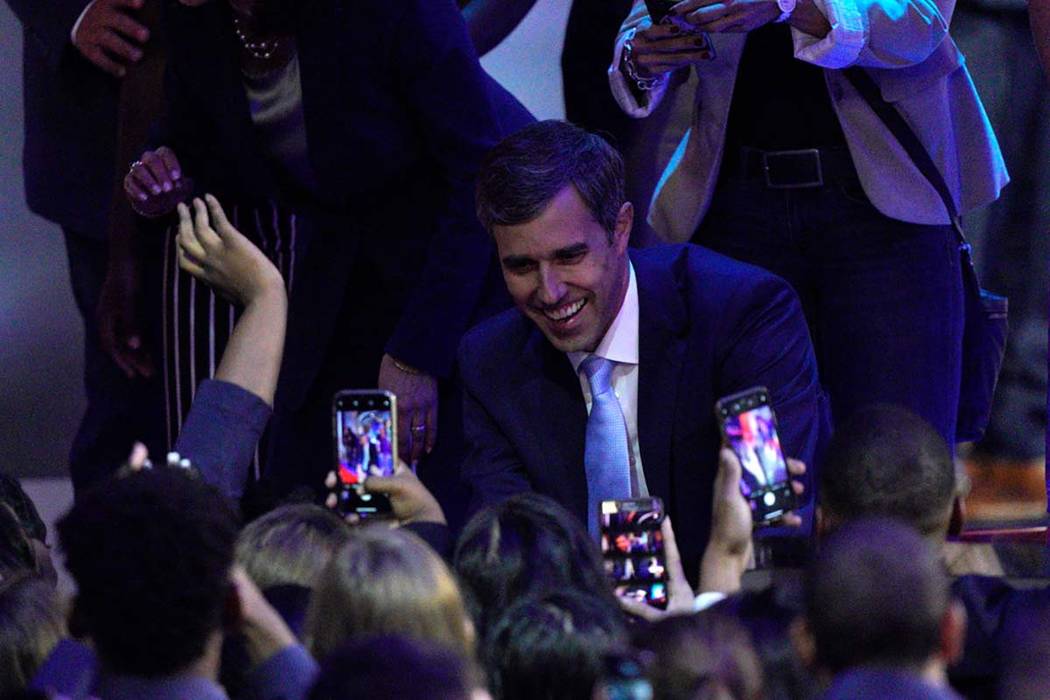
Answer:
[
  {"left": 613, "top": 201, "right": 633, "bottom": 253},
  {"left": 941, "top": 599, "right": 967, "bottom": 667},
  {"left": 790, "top": 615, "right": 818, "bottom": 671}
]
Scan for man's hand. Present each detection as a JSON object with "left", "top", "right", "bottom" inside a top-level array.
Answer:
[
  {"left": 231, "top": 566, "right": 297, "bottom": 666},
  {"left": 125, "top": 147, "right": 192, "bottom": 219},
  {"left": 700, "top": 448, "right": 805, "bottom": 593},
  {"left": 670, "top": 0, "right": 780, "bottom": 34},
  {"left": 176, "top": 195, "right": 283, "bottom": 307},
  {"left": 72, "top": 0, "right": 150, "bottom": 78},
  {"left": 97, "top": 257, "right": 153, "bottom": 378},
  {"left": 617, "top": 516, "right": 696, "bottom": 622},
  {"left": 628, "top": 21, "right": 715, "bottom": 80},
  {"left": 378, "top": 354, "right": 438, "bottom": 465}
]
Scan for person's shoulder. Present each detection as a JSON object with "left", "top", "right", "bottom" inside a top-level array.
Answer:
[
  {"left": 632, "top": 244, "right": 794, "bottom": 303},
  {"left": 459, "top": 309, "right": 534, "bottom": 378}
]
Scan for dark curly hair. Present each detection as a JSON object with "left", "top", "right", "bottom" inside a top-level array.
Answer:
[{"left": 57, "top": 469, "right": 239, "bottom": 677}]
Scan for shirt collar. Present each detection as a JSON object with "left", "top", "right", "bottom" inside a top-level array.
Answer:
[{"left": 569, "top": 261, "right": 639, "bottom": 372}]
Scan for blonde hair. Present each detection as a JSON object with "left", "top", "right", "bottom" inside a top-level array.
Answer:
[{"left": 306, "top": 527, "right": 473, "bottom": 662}]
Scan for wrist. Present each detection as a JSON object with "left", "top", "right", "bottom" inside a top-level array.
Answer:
[{"left": 621, "top": 37, "right": 666, "bottom": 91}]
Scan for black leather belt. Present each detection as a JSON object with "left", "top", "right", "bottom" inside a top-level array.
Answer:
[{"left": 725, "top": 146, "right": 859, "bottom": 189}]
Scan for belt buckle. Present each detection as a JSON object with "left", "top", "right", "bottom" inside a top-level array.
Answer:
[{"left": 762, "top": 148, "right": 824, "bottom": 189}]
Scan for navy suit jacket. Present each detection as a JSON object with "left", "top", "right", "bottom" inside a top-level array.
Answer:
[
  {"left": 459, "top": 244, "right": 825, "bottom": 582},
  {"left": 7, "top": 0, "right": 118, "bottom": 236}
]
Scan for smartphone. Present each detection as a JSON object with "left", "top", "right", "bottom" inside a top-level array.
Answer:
[
  {"left": 715, "top": 387, "right": 794, "bottom": 524},
  {"left": 332, "top": 390, "right": 397, "bottom": 519},
  {"left": 600, "top": 498, "right": 668, "bottom": 610},
  {"left": 644, "top": 0, "right": 677, "bottom": 24}
]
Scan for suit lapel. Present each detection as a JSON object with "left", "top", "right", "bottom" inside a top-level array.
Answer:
[
  {"left": 520, "top": 328, "right": 589, "bottom": 517},
  {"left": 634, "top": 252, "right": 689, "bottom": 506}
]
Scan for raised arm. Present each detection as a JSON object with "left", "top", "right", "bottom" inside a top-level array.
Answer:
[{"left": 172, "top": 195, "right": 287, "bottom": 500}]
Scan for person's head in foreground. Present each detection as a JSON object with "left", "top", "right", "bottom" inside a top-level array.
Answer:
[
  {"left": 0, "top": 571, "right": 66, "bottom": 696},
  {"left": 484, "top": 590, "right": 628, "bottom": 700},
  {"left": 818, "top": 404, "right": 956, "bottom": 541},
  {"left": 475, "top": 120, "right": 633, "bottom": 354},
  {"left": 453, "top": 492, "right": 618, "bottom": 636},
  {"left": 236, "top": 503, "right": 351, "bottom": 590},
  {"left": 634, "top": 609, "right": 764, "bottom": 700},
  {"left": 57, "top": 469, "right": 240, "bottom": 677},
  {"left": 306, "top": 526, "right": 474, "bottom": 663},
  {"left": 308, "top": 634, "right": 486, "bottom": 700},
  {"left": 798, "top": 518, "right": 965, "bottom": 695}
]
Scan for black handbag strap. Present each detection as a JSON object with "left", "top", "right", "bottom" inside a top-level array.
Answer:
[{"left": 842, "top": 67, "right": 969, "bottom": 248}]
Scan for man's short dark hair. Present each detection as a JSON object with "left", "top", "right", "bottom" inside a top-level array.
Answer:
[
  {"left": 57, "top": 470, "right": 239, "bottom": 677},
  {"left": 805, "top": 518, "right": 950, "bottom": 674},
  {"left": 819, "top": 404, "right": 955, "bottom": 536},
  {"left": 475, "top": 120, "right": 625, "bottom": 238},
  {"left": 453, "top": 493, "right": 619, "bottom": 637},
  {"left": 484, "top": 591, "right": 628, "bottom": 700}
]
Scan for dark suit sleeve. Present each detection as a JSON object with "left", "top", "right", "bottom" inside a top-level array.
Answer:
[
  {"left": 716, "top": 273, "right": 826, "bottom": 479},
  {"left": 6, "top": 0, "right": 87, "bottom": 72},
  {"left": 382, "top": 0, "right": 506, "bottom": 378},
  {"left": 459, "top": 340, "right": 534, "bottom": 513}
]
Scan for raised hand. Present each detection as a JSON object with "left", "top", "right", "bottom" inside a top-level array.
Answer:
[
  {"left": 175, "top": 195, "right": 283, "bottom": 306},
  {"left": 626, "top": 20, "right": 714, "bottom": 80},
  {"left": 669, "top": 0, "right": 781, "bottom": 34},
  {"left": 72, "top": 0, "right": 150, "bottom": 77}
]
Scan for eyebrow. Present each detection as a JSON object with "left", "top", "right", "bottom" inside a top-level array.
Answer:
[{"left": 501, "top": 243, "right": 590, "bottom": 268}]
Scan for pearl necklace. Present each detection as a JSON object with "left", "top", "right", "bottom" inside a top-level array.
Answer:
[{"left": 232, "top": 16, "right": 282, "bottom": 61}]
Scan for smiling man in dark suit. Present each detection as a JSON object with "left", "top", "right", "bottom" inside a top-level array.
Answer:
[{"left": 459, "top": 120, "right": 825, "bottom": 581}]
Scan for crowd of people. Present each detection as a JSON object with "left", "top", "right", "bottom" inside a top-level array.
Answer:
[{"left": 4, "top": 0, "right": 1047, "bottom": 698}]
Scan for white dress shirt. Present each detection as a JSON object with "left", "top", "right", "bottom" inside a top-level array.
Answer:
[{"left": 568, "top": 262, "right": 648, "bottom": 497}]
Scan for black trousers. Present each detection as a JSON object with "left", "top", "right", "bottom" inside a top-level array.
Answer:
[{"left": 62, "top": 228, "right": 164, "bottom": 495}]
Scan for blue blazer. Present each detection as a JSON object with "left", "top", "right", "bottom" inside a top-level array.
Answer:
[
  {"left": 8, "top": 0, "right": 118, "bottom": 236},
  {"left": 458, "top": 244, "right": 826, "bottom": 581}
]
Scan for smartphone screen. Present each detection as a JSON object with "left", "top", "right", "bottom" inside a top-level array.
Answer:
[
  {"left": 600, "top": 498, "right": 668, "bottom": 610},
  {"left": 716, "top": 387, "right": 793, "bottom": 523},
  {"left": 332, "top": 390, "right": 396, "bottom": 517}
]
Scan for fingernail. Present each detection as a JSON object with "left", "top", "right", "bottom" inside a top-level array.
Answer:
[
  {"left": 139, "top": 193, "right": 148, "bottom": 201},
  {"left": 172, "top": 170, "right": 181, "bottom": 180},
  {"left": 151, "top": 186, "right": 160, "bottom": 194},
  {"left": 132, "top": 49, "right": 142, "bottom": 61}
]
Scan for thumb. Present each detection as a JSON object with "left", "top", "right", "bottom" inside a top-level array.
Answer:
[
  {"left": 717, "top": 447, "right": 742, "bottom": 498},
  {"left": 363, "top": 474, "right": 401, "bottom": 496}
]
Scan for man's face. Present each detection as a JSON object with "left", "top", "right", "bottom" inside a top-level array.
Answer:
[{"left": 493, "top": 186, "right": 632, "bottom": 353}]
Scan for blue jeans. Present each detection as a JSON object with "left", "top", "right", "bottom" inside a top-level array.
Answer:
[{"left": 694, "top": 175, "right": 964, "bottom": 449}]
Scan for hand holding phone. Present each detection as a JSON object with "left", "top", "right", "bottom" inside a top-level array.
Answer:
[{"left": 715, "top": 387, "right": 795, "bottom": 524}]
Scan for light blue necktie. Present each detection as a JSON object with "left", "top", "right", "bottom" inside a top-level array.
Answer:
[{"left": 580, "top": 355, "right": 632, "bottom": 539}]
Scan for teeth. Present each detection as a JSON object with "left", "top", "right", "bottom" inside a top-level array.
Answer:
[{"left": 545, "top": 299, "right": 585, "bottom": 321}]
